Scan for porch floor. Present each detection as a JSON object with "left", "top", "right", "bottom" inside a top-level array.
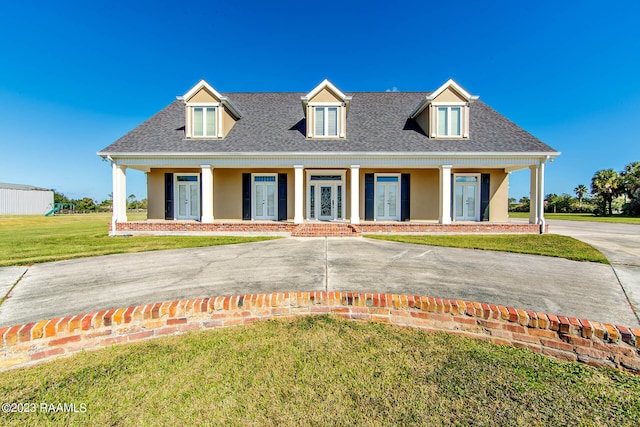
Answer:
[{"left": 111, "top": 219, "right": 545, "bottom": 236}]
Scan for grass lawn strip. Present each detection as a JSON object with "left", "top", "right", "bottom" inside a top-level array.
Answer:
[
  {"left": 366, "top": 234, "right": 609, "bottom": 264},
  {"left": 509, "top": 212, "right": 640, "bottom": 225},
  {"left": 1, "top": 316, "right": 638, "bottom": 426},
  {"left": 0, "top": 213, "right": 279, "bottom": 267}
]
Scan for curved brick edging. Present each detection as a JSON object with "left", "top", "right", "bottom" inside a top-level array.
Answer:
[{"left": 1, "top": 292, "right": 638, "bottom": 372}]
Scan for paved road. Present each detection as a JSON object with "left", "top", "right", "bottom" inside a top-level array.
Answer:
[{"left": 1, "top": 233, "right": 637, "bottom": 328}]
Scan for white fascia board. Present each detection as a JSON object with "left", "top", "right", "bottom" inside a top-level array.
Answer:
[
  {"left": 99, "top": 151, "right": 561, "bottom": 160},
  {"left": 301, "top": 79, "right": 350, "bottom": 103}
]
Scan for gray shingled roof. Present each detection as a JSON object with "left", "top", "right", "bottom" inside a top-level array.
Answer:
[{"left": 99, "top": 92, "right": 557, "bottom": 154}]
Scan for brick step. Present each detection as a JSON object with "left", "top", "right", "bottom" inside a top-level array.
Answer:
[{"left": 291, "top": 223, "right": 362, "bottom": 237}]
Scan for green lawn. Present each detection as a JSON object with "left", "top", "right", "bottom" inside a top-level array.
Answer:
[
  {"left": 0, "top": 213, "right": 278, "bottom": 267},
  {"left": 509, "top": 211, "right": 640, "bottom": 224},
  {"left": 1, "top": 316, "right": 638, "bottom": 426},
  {"left": 366, "top": 234, "right": 609, "bottom": 263}
]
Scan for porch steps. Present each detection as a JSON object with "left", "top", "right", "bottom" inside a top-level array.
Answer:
[{"left": 291, "top": 223, "right": 362, "bottom": 237}]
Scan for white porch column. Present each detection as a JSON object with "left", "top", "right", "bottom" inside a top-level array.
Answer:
[
  {"left": 201, "top": 165, "right": 214, "bottom": 223},
  {"left": 537, "top": 161, "right": 546, "bottom": 233},
  {"left": 350, "top": 165, "right": 360, "bottom": 224},
  {"left": 294, "top": 165, "right": 304, "bottom": 224},
  {"left": 529, "top": 165, "right": 539, "bottom": 224},
  {"left": 439, "top": 165, "right": 452, "bottom": 224},
  {"left": 112, "top": 163, "right": 127, "bottom": 225}
]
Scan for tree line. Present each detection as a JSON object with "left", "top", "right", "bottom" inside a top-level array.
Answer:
[
  {"left": 510, "top": 161, "right": 640, "bottom": 216},
  {"left": 54, "top": 192, "right": 147, "bottom": 212}
]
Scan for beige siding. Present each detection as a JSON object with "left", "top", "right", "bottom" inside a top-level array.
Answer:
[
  {"left": 414, "top": 108, "right": 430, "bottom": 136},
  {"left": 222, "top": 107, "right": 237, "bottom": 138},
  {"left": 433, "top": 86, "right": 466, "bottom": 103},
  {"left": 187, "top": 87, "right": 220, "bottom": 103},
  {"left": 489, "top": 170, "right": 509, "bottom": 222},
  {"left": 309, "top": 87, "right": 342, "bottom": 103}
]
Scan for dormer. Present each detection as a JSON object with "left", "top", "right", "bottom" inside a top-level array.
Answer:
[
  {"left": 180, "top": 80, "right": 242, "bottom": 139},
  {"left": 410, "top": 79, "right": 478, "bottom": 139},
  {"left": 301, "top": 79, "right": 352, "bottom": 139}
]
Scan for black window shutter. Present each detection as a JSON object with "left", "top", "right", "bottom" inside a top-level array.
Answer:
[
  {"left": 164, "top": 173, "right": 173, "bottom": 220},
  {"left": 242, "top": 173, "right": 251, "bottom": 220},
  {"left": 401, "top": 174, "right": 410, "bottom": 221},
  {"left": 278, "top": 173, "right": 287, "bottom": 221},
  {"left": 481, "top": 173, "right": 490, "bottom": 221},
  {"left": 364, "top": 173, "right": 374, "bottom": 220}
]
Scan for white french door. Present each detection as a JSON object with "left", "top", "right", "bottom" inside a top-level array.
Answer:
[
  {"left": 454, "top": 174, "right": 480, "bottom": 221},
  {"left": 175, "top": 175, "right": 200, "bottom": 220},
  {"left": 253, "top": 175, "right": 277, "bottom": 220},
  {"left": 375, "top": 174, "right": 400, "bottom": 220}
]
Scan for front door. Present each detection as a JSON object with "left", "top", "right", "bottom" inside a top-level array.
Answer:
[
  {"left": 319, "top": 185, "right": 334, "bottom": 220},
  {"left": 454, "top": 175, "right": 479, "bottom": 221},
  {"left": 176, "top": 175, "right": 200, "bottom": 220},
  {"left": 253, "top": 175, "right": 277, "bottom": 220},
  {"left": 307, "top": 172, "right": 345, "bottom": 221},
  {"left": 375, "top": 175, "right": 400, "bottom": 220}
]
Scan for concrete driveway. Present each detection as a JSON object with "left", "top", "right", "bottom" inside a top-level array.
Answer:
[
  {"left": 545, "top": 219, "right": 640, "bottom": 324},
  {"left": 1, "top": 233, "right": 637, "bottom": 328}
]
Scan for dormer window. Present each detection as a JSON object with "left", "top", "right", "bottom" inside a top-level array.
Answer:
[
  {"left": 181, "top": 80, "right": 242, "bottom": 139},
  {"left": 437, "top": 106, "right": 461, "bottom": 137},
  {"left": 301, "top": 79, "right": 351, "bottom": 139},
  {"left": 192, "top": 106, "right": 217, "bottom": 137},
  {"left": 410, "top": 79, "right": 478, "bottom": 140},
  {"left": 314, "top": 106, "right": 339, "bottom": 137}
]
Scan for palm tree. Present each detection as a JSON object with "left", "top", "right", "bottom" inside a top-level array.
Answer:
[
  {"left": 574, "top": 184, "right": 588, "bottom": 208},
  {"left": 591, "top": 169, "right": 620, "bottom": 215}
]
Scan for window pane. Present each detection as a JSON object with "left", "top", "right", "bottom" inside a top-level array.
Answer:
[
  {"left": 377, "top": 185, "right": 385, "bottom": 216},
  {"left": 467, "top": 184, "right": 477, "bottom": 214},
  {"left": 255, "top": 184, "right": 264, "bottom": 217},
  {"left": 177, "top": 175, "right": 198, "bottom": 182},
  {"left": 267, "top": 185, "right": 275, "bottom": 216},
  {"left": 450, "top": 107, "right": 461, "bottom": 136},
  {"left": 388, "top": 184, "right": 397, "bottom": 217},
  {"left": 178, "top": 185, "right": 187, "bottom": 217},
  {"left": 327, "top": 107, "right": 338, "bottom": 136},
  {"left": 376, "top": 176, "right": 398, "bottom": 182},
  {"left": 315, "top": 108, "right": 325, "bottom": 136},
  {"left": 254, "top": 176, "right": 276, "bottom": 182},
  {"left": 193, "top": 108, "right": 203, "bottom": 137},
  {"left": 455, "top": 185, "right": 464, "bottom": 217},
  {"left": 205, "top": 107, "right": 216, "bottom": 136},
  {"left": 190, "top": 184, "right": 199, "bottom": 217},
  {"left": 437, "top": 107, "right": 448, "bottom": 136}
]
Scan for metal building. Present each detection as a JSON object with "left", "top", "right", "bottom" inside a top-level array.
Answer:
[{"left": 0, "top": 183, "right": 54, "bottom": 215}]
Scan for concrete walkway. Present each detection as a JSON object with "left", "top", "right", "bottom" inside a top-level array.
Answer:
[{"left": 1, "top": 235, "right": 637, "bottom": 328}]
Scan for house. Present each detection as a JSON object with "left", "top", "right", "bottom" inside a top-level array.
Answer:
[
  {"left": 0, "top": 183, "right": 54, "bottom": 215},
  {"left": 98, "top": 79, "right": 559, "bottom": 235}
]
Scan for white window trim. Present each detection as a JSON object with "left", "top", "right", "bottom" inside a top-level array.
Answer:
[
  {"left": 452, "top": 173, "right": 481, "bottom": 221},
  {"left": 173, "top": 173, "right": 201, "bottom": 221},
  {"left": 308, "top": 102, "right": 345, "bottom": 138},
  {"left": 305, "top": 170, "right": 346, "bottom": 221},
  {"left": 430, "top": 102, "right": 469, "bottom": 139},
  {"left": 374, "top": 173, "right": 401, "bottom": 221},
  {"left": 436, "top": 106, "right": 462, "bottom": 138},
  {"left": 251, "top": 173, "right": 278, "bottom": 221},
  {"left": 186, "top": 102, "right": 222, "bottom": 138}
]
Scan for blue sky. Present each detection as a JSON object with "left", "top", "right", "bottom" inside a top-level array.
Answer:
[{"left": 1, "top": 1, "right": 639, "bottom": 201}]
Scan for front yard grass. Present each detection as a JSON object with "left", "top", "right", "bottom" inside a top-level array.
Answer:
[
  {"left": 366, "top": 233, "right": 609, "bottom": 263},
  {"left": 1, "top": 316, "right": 639, "bottom": 426},
  {"left": 0, "top": 213, "right": 278, "bottom": 267},
  {"left": 509, "top": 211, "right": 640, "bottom": 224}
]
